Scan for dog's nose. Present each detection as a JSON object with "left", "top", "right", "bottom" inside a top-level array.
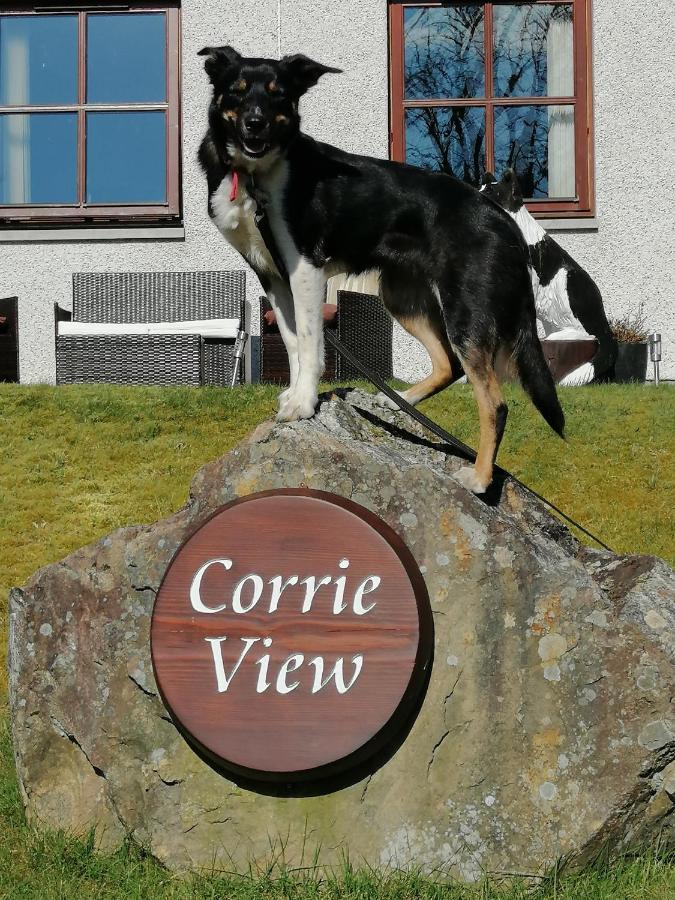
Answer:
[{"left": 243, "top": 114, "right": 266, "bottom": 135}]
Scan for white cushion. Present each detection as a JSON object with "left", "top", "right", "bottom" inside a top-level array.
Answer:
[{"left": 59, "top": 318, "right": 240, "bottom": 340}]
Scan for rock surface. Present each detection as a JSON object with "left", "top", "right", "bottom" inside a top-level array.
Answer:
[{"left": 9, "top": 389, "right": 675, "bottom": 879}]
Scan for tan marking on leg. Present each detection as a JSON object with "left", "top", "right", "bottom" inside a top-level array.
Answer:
[
  {"left": 495, "top": 344, "right": 517, "bottom": 381},
  {"left": 458, "top": 350, "right": 506, "bottom": 492},
  {"left": 396, "top": 315, "right": 457, "bottom": 405}
]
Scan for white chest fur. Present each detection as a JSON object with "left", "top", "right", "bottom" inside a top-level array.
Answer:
[{"left": 210, "top": 174, "right": 278, "bottom": 277}]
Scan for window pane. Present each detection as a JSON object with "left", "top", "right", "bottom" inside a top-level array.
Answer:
[
  {"left": 0, "top": 15, "right": 78, "bottom": 106},
  {"left": 87, "top": 111, "right": 166, "bottom": 203},
  {"left": 406, "top": 106, "right": 485, "bottom": 186},
  {"left": 494, "top": 4, "right": 574, "bottom": 98},
  {"left": 87, "top": 13, "right": 166, "bottom": 104},
  {"left": 494, "top": 104, "right": 575, "bottom": 199},
  {"left": 0, "top": 113, "right": 77, "bottom": 204},
  {"left": 404, "top": 6, "right": 484, "bottom": 100}
]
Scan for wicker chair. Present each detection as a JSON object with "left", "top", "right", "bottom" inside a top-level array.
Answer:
[
  {"left": 259, "top": 290, "right": 393, "bottom": 384},
  {"left": 55, "top": 271, "right": 246, "bottom": 386}
]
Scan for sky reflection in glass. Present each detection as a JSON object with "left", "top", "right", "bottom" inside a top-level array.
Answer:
[
  {"left": 404, "top": 6, "right": 484, "bottom": 100},
  {"left": 87, "top": 13, "right": 166, "bottom": 104},
  {"left": 0, "top": 15, "right": 78, "bottom": 106},
  {"left": 494, "top": 104, "right": 575, "bottom": 198},
  {"left": 406, "top": 106, "right": 485, "bottom": 186},
  {"left": 493, "top": 4, "right": 574, "bottom": 98},
  {"left": 87, "top": 111, "right": 166, "bottom": 204},
  {"left": 0, "top": 112, "right": 77, "bottom": 204}
]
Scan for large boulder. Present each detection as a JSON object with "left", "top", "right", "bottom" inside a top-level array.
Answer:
[{"left": 8, "top": 389, "right": 674, "bottom": 879}]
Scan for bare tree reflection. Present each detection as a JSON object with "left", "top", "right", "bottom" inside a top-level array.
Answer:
[{"left": 404, "top": 4, "right": 573, "bottom": 198}]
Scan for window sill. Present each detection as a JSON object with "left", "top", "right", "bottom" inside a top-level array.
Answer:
[
  {"left": 537, "top": 218, "right": 598, "bottom": 232},
  {"left": 0, "top": 226, "right": 185, "bottom": 243}
]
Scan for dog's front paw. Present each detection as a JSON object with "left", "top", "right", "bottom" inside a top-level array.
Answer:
[
  {"left": 454, "top": 465, "right": 489, "bottom": 495},
  {"left": 276, "top": 390, "right": 318, "bottom": 423},
  {"left": 277, "top": 386, "right": 293, "bottom": 412}
]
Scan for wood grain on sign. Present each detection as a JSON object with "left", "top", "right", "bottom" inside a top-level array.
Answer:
[{"left": 151, "top": 490, "right": 433, "bottom": 782}]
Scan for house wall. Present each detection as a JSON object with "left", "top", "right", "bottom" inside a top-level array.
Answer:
[{"left": 1, "top": 0, "right": 673, "bottom": 384}]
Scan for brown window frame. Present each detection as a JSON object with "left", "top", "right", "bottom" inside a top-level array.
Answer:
[
  {"left": 389, "top": 0, "right": 595, "bottom": 218},
  {"left": 0, "top": 1, "right": 181, "bottom": 227}
]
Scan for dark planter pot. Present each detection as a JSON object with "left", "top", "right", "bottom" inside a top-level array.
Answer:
[{"left": 614, "top": 342, "right": 649, "bottom": 383}]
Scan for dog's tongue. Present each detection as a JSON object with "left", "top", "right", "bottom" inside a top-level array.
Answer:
[{"left": 230, "top": 170, "right": 239, "bottom": 202}]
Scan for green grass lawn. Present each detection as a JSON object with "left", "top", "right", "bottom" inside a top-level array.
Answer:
[{"left": 0, "top": 382, "right": 673, "bottom": 898}]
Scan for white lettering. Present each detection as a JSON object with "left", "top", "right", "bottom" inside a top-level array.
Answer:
[
  {"left": 332, "top": 559, "right": 351, "bottom": 614},
  {"left": 205, "top": 635, "right": 258, "bottom": 692},
  {"left": 353, "top": 576, "right": 380, "bottom": 615},
  {"left": 255, "top": 637, "right": 273, "bottom": 692},
  {"left": 190, "top": 559, "right": 233, "bottom": 613},
  {"left": 300, "top": 575, "right": 332, "bottom": 613},
  {"left": 232, "top": 574, "right": 264, "bottom": 613},
  {"left": 310, "top": 655, "right": 363, "bottom": 694},
  {"left": 275, "top": 653, "right": 304, "bottom": 694},
  {"left": 268, "top": 575, "right": 299, "bottom": 613}
]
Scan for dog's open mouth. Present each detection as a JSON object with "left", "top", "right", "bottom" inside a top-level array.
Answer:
[{"left": 241, "top": 137, "right": 270, "bottom": 158}]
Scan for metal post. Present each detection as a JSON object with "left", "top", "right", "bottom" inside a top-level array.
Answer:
[
  {"left": 231, "top": 330, "right": 249, "bottom": 388},
  {"left": 649, "top": 333, "right": 662, "bottom": 386}
]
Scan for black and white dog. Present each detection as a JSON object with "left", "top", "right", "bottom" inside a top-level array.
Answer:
[
  {"left": 198, "top": 48, "right": 564, "bottom": 493},
  {"left": 481, "top": 170, "right": 617, "bottom": 384}
]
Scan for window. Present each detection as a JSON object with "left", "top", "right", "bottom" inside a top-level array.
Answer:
[
  {"left": 0, "top": 2, "right": 180, "bottom": 226},
  {"left": 389, "top": 1, "right": 594, "bottom": 217}
]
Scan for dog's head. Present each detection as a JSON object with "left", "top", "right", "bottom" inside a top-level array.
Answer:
[
  {"left": 479, "top": 169, "right": 524, "bottom": 213},
  {"left": 199, "top": 46, "right": 341, "bottom": 164}
]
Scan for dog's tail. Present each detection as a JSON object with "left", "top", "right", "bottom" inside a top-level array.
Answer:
[{"left": 514, "top": 324, "right": 565, "bottom": 438}]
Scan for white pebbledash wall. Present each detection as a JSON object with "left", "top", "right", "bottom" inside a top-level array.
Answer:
[{"left": 2, "top": 0, "right": 673, "bottom": 384}]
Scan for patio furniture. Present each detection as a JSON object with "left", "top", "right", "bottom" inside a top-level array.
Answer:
[
  {"left": 0, "top": 296, "right": 19, "bottom": 383},
  {"left": 55, "top": 271, "right": 246, "bottom": 386},
  {"left": 259, "top": 290, "right": 393, "bottom": 384}
]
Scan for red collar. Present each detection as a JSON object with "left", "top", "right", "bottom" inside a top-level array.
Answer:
[{"left": 230, "top": 170, "right": 239, "bottom": 202}]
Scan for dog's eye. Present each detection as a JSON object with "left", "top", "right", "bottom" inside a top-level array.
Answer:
[{"left": 267, "top": 81, "right": 282, "bottom": 95}]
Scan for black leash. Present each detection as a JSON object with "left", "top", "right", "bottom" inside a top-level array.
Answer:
[
  {"left": 324, "top": 329, "right": 614, "bottom": 552},
  {"left": 248, "top": 176, "right": 614, "bottom": 553}
]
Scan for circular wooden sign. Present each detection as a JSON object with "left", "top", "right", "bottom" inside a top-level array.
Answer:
[{"left": 151, "top": 489, "right": 432, "bottom": 782}]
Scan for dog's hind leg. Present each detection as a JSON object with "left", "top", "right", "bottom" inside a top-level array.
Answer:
[
  {"left": 454, "top": 349, "right": 508, "bottom": 495},
  {"left": 377, "top": 314, "right": 462, "bottom": 408}
]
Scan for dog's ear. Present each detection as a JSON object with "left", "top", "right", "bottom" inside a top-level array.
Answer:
[
  {"left": 198, "top": 45, "right": 242, "bottom": 85},
  {"left": 278, "top": 54, "right": 342, "bottom": 96},
  {"left": 502, "top": 168, "right": 523, "bottom": 203}
]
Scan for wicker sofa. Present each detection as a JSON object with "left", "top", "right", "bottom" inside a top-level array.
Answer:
[{"left": 55, "top": 271, "right": 246, "bottom": 386}]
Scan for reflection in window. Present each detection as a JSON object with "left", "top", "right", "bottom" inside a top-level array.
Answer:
[
  {"left": 493, "top": 4, "right": 574, "bottom": 98},
  {"left": 494, "top": 105, "right": 575, "bottom": 198},
  {"left": 0, "top": 113, "right": 77, "bottom": 204},
  {"left": 0, "top": 15, "right": 78, "bottom": 106},
  {"left": 406, "top": 106, "right": 485, "bottom": 185},
  {"left": 87, "top": 13, "right": 166, "bottom": 104},
  {"left": 87, "top": 111, "right": 166, "bottom": 203},
  {"left": 404, "top": 5, "right": 484, "bottom": 99}
]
